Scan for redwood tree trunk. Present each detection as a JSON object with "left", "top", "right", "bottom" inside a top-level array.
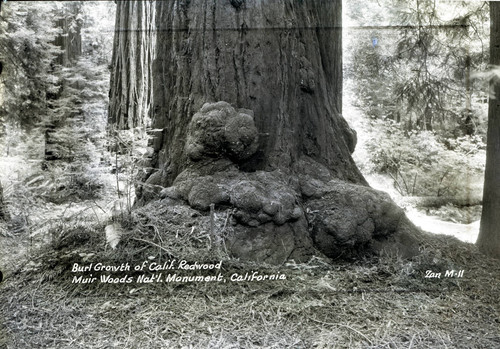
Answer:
[
  {"left": 149, "top": 0, "right": 362, "bottom": 185},
  {"left": 108, "top": 0, "right": 156, "bottom": 130},
  {"left": 477, "top": 1, "right": 500, "bottom": 258},
  {"left": 139, "top": 0, "right": 420, "bottom": 263}
]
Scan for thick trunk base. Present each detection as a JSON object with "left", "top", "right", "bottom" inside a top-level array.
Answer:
[{"left": 145, "top": 102, "right": 422, "bottom": 263}]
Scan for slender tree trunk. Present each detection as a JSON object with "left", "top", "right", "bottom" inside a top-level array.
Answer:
[
  {"left": 0, "top": 182, "right": 8, "bottom": 221},
  {"left": 137, "top": 0, "right": 420, "bottom": 263},
  {"left": 54, "top": 3, "right": 83, "bottom": 67},
  {"left": 477, "top": 2, "right": 500, "bottom": 258},
  {"left": 44, "top": 3, "right": 84, "bottom": 164},
  {"left": 108, "top": 0, "right": 156, "bottom": 130}
]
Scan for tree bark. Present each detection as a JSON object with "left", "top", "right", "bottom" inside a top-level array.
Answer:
[
  {"left": 148, "top": 0, "right": 362, "bottom": 184},
  {"left": 477, "top": 1, "right": 500, "bottom": 258},
  {"left": 138, "top": 0, "right": 420, "bottom": 263},
  {"left": 44, "top": 4, "right": 83, "bottom": 164},
  {"left": 54, "top": 3, "right": 83, "bottom": 67},
  {"left": 108, "top": 0, "right": 156, "bottom": 130},
  {"left": 0, "top": 182, "right": 8, "bottom": 221}
]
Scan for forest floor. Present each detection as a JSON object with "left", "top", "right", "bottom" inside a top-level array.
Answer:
[
  {"left": 1, "top": 127, "right": 499, "bottom": 348},
  {"left": 0, "top": 155, "right": 114, "bottom": 277}
]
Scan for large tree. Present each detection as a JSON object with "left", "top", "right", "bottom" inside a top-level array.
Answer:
[
  {"left": 139, "top": 0, "right": 421, "bottom": 263},
  {"left": 477, "top": 1, "right": 500, "bottom": 258},
  {"left": 108, "top": 0, "right": 156, "bottom": 130}
]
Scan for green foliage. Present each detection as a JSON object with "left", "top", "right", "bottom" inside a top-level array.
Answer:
[
  {"left": 39, "top": 56, "right": 110, "bottom": 201},
  {"left": 80, "top": 1, "right": 116, "bottom": 65},
  {"left": 48, "top": 219, "right": 101, "bottom": 250},
  {"left": 365, "top": 119, "right": 485, "bottom": 197},
  {"left": 0, "top": 3, "right": 115, "bottom": 204},
  {"left": 0, "top": 3, "right": 64, "bottom": 127},
  {"left": 345, "top": 0, "right": 489, "bottom": 136}
]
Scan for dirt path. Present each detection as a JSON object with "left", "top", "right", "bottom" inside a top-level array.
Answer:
[
  {"left": 405, "top": 208, "right": 479, "bottom": 243},
  {"left": 343, "top": 92, "right": 481, "bottom": 245}
]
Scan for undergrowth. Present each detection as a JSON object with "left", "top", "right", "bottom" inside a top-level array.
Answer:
[{"left": 364, "top": 119, "right": 485, "bottom": 198}]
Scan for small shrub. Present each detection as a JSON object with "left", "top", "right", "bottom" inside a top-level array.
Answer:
[{"left": 365, "top": 119, "right": 485, "bottom": 198}]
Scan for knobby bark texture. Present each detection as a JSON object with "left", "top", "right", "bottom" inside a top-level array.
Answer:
[
  {"left": 140, "top": 0, "right": 421, "bottom": 263},
  {"left": 477, "top": 1, "right": 500, "bottom": 258},
  {"left": 149, "top": 0, "right": 360, "bottom": 184},
  {"left": 108, "top": 0, "right": 156, "bottom": 130}
]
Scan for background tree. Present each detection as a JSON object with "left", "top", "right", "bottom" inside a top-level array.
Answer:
[
  {"left": 477, "top": 1, "right": 500, "bottom": 258},
  {"left": 108, "top": 0, "right": 156, "bottom": 130},
  {"left": 0, "top": 2, "right": 61, "bottom": 129},
  {"left": 344, "top": 0, "right": 488, "bottom": 202},
  {"left": 43, "top": 2, "right": 84, "bottom": 164},
  {"left": 40, "top": 2, "right": 114, "bottom": 199},
  {"left": 345, "top": 0, "right": 489, "bottom": 135},
  {"left": 0, "top": 2, "right": 114, "bottom": 203},
  {"left": 53, "top": 2, "right": 83, "bottom": 67},
  {"left": 0, "top": 181, "right": 7, "bottom": 221},
  {"left": 138, "top": 0, "right": 421, "bottom": 263}
]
